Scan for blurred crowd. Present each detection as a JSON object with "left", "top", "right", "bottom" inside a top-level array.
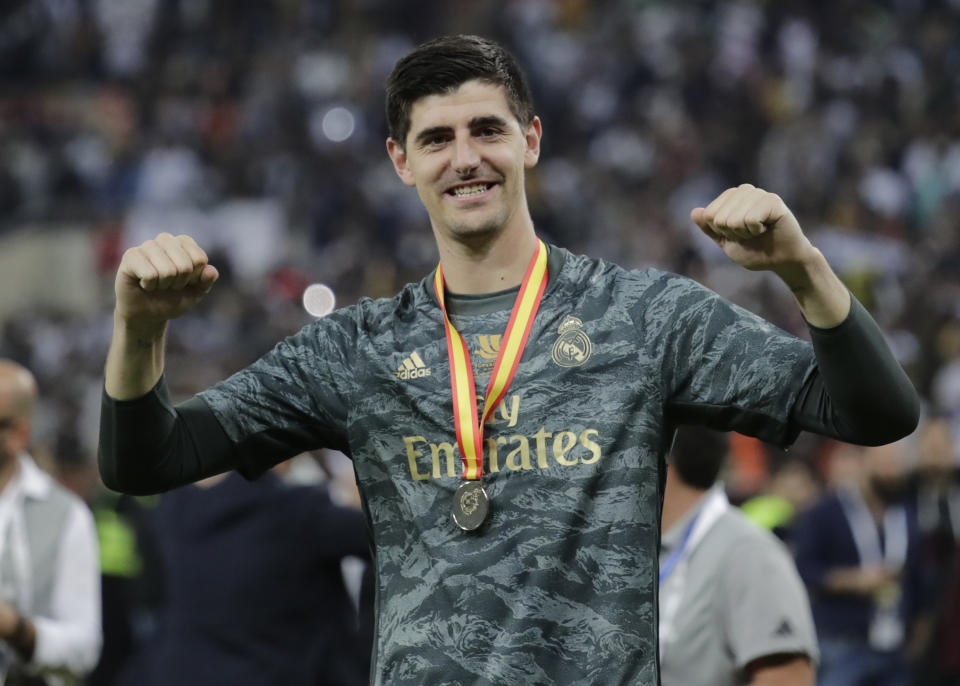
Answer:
[{"left": 0, "top": 0, "right": 959, "bottom": 683}]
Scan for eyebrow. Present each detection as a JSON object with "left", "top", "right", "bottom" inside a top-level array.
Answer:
[
  {"left": 468, "top": 115, "right": 509, "bottom": 130},
  {"left": 412, "top": 115, "right": 511, "bottom": 147}
]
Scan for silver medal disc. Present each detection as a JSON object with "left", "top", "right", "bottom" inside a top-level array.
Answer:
[{"left": 451, "top": 481, "right": 489, "bottom": 531}]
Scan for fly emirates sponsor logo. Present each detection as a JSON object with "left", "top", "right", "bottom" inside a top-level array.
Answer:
[{"left": 401, "top": 394, "right": 602, "bottom": 481}]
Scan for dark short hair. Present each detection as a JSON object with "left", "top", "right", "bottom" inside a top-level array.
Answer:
[
  {"left": 385, "top": 35, "right": 535, "bottom": 146},
  {"left": 669, "top": 426, "right": 730, "bottom": 490}
]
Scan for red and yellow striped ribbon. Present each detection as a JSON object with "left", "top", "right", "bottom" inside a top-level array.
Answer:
[{"left": 434, "top": 240, "right": 549, "bottom": 481}]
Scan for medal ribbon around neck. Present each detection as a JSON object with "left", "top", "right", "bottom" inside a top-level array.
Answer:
[{"left": 434, "top": 239, "right": 549, "bottom": 481}]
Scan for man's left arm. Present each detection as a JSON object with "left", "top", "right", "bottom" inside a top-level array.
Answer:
[
  {"left": 719, "top": 534, "right": 819, "bottom": 686},
  {"left": 692, "top": 185, "right": 920, "bottom": 444},
  {"left": 11, "top": 502, "right": 103, "bottom": 674},
  {"left": 744, "top": 654, "right": 815, "bottom": 686}
]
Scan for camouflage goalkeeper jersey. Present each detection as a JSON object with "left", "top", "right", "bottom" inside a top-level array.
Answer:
[{"left": 199, "top": 245, "right": 815, "bottom": 685}]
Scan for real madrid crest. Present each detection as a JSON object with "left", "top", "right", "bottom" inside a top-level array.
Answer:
[{"left": 551, "top": 315, "right": 592, "bottom": 367}]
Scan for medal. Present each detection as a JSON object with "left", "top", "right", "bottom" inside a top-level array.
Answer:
[
  {"left": 451, "top": 481, "right": 490, "bottom": 531},
  {"left": 434, "top": 239, "right": 549, "bottom": 532}
]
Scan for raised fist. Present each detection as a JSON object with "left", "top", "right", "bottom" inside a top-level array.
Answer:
[{"left": 115, "top": 233, "right": 219, "bottom": 327}]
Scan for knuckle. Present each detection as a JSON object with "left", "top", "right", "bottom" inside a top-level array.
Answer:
[{"left": 177, "top": 234, "right": 198, "bottom": 250}]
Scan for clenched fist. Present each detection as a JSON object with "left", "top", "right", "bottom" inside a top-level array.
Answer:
[
  {"left": 115, "top": 233, "right": 219, "bottom": 327},
  {"left": 691, "top": 184, "right": 817, "bottom": 273}
]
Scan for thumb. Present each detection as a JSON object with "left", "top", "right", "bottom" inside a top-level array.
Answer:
[
  {"left": 691, "top": 207, "right": 721, "bottom": 243},
  {"left": 198, "top": 264, "right": 219, "bottom": 290}
]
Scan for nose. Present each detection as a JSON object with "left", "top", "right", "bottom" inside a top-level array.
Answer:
[{"left": 452, "top": 134, "right": 480, "bottom": 176}]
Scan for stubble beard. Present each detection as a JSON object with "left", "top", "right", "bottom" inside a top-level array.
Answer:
[{"left": 443, "top": 203, "right": 513, "bottom": 248}]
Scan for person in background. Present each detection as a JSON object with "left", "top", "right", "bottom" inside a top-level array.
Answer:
[
  {"left": 741, "top": 454, "right": 821, "bottom": 545},
  {"left": 659, "top": 426, "right": 817, "bottom": 686},
  {"left": 793, "top": 440, "right": 928, "bottom": 686},
  {"left": 910, "top": 414, "right": 960, "bottom": 686},
  {"left": 87, "top": 490, "right": 162, "bottom": 686},
  {"left": 121, "top": 459, "right": 372, "bottom": 686},
  {"left": 0, "top": 360, "right": 101, "bottom": 685}
]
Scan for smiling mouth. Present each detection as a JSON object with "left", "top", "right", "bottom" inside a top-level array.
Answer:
[{"left": 446, "top": 183, "right": 496, "bottom": 198}]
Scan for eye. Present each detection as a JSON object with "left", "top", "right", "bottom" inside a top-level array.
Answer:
[
  {"left": 478, "top": 127, "right": 501, "bottom": 138},
  {"left": 419, "top": 133, "right": 451, "bottom": 150}
]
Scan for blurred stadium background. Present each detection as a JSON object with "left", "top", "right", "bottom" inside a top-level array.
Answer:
[{"left": 0, "top": 0, "right": 959, "bottom": 682}]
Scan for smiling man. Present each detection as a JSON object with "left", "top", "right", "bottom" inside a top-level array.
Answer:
[{"left": 99, "top": 35, "right": 919, "bottom": 685}]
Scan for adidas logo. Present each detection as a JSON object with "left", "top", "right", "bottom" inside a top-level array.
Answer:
[
  {"left": 773, "top": 619, "right": 793, "bottom": 638},
  {"left": 395, "top": 351, "right": 432, "bottom": 380}
]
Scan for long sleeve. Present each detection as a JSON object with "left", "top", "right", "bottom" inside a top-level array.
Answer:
[
  {"left": 31, "top": 502, "right": 102, "bottom": 673},
  {"left": 790, "top": 295, "right": 920, "bottom": 445},
  {"left": 98, "top": 377, "right": 237, "bottom": 494}
]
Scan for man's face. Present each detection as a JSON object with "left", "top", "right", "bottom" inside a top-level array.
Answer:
[
  {"left": 387, "top": 80, "right": 541, "bottom": 243},
  {"left": 862, "top": 442, "right": 909, "bottom": 503},
  {"left": 0, "top": 401, "right": 26, "bottom": 467}
]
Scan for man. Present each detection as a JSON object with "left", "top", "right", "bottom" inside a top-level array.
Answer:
[
  {"left": 793, "top": 440, "right": 926, "bottom": 686},
  {"left": 659, "top": 426, "right": 817, "bottom": 686},
  {"left": 99, "top": 35, "right": 918, "bottom": 685},
  {"left": 123, "top": 462, "right": 372, "bottom": 686},
  {"left": 910, "top": 415, "right": 960, "bottom": 684},
  {"left": 0, "top": 360, "right": 101, "bottom": 684},
  {"left": 741, "top": 455, "right": 821, "bottom": 544}
]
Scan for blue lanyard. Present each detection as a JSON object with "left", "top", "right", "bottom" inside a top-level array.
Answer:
[{"left": 659, "top": 512, "right": 700, "bottom": 585}]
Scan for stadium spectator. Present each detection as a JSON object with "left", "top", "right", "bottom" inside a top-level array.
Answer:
[
  {"left": 0, "top": 360, "right": 101, "bottom": 684},
  {"left": 741, "top": 454, "right": 821, "bottom": 545},
  {"left": 910, "top": 414, "right": 960, "bottom": 685},
  {"left": 793, "top": 441, "right": 928, "bottom": 686},
  {"left": 659, "top": 426, "right": 817, "bottom": 686}
]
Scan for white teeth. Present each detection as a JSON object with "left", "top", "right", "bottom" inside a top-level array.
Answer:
[{"left": 452, "top": 184, "right": 490, "bottom": 197}]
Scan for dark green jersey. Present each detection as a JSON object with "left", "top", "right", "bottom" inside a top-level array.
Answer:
[{"left": 199, "top": 246, "right": 815, "bottom": 685}]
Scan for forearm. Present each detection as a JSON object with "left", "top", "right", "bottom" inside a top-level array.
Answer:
[
  {"left": 774, "top": 249, "right": 850, "bottom": 329},
  {"left": 104, "top": 312, "right": 168, "bottom": 400},
  {"left": 746, "top": 654, "right": 814, "bottom": 686},
  {"left": 822, "top": 567, "right": 873, "bottom": 595},
  {"left": 791, "top": 295, "right": 920, "bottom": 445}
]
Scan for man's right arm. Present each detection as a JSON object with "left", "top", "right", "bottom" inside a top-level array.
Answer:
[
  {"left": 105, "top": 232, "right": 218, "bottom": 400},
  {"left": 99, "top": 380, "right": 236, "bottom": 494},
  {"left": 100, "top": 233, "right": 222, "bottom": 494}
]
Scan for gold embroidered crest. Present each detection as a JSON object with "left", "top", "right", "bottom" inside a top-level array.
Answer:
[{"left": 551, "top": 316, "right": 592, "bottom": 367}]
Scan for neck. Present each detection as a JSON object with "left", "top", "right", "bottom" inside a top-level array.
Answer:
[
  {"left": 0, "top": 455, "right": 20, "bottom": 493},
  {"left": 661, "top": 471, "right": 708, "bottom": 534},
  {"left": 860, "top": 482, "right": 888, "bottom": 521},
  {"left": 434, "top": 223, "right": 539, "bottom": 295}
]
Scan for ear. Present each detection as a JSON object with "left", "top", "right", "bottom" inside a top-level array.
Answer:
[
  {"left": 523, "top": 116, "right": 542, "bottom": 169},
  {"left": 386, "top": 138, "right": 416, "bottom": 187},
  {"left": 8, "top": 418, "right": 30, "bottom": 454}
]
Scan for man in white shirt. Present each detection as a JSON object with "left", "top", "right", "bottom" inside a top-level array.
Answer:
[
  {"left": 0, "top": 360, "right": 101, "bottom": 684},
  {"left": 659, "top": 426, "right": 818, "bottom": 686}
]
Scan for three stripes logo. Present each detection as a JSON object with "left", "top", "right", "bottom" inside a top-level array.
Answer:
[{"left": 395, "top": 351, "right": 432, "bottom": 380}]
